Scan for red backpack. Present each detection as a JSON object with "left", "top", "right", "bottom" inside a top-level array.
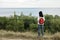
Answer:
[{"left": 39, "top": 18, "right": 44, "bottom": 24}]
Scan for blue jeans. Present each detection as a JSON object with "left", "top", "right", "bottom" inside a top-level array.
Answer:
[{"left": 38, "top": 25, "right": 44, "bottom": 36}]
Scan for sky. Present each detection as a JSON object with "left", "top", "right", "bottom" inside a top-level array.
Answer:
[
  {"left": 0, "top": 8, "right": 60, "bottom": 17},
  {"left": 0, "top": 0, "right": 60, "bottom": 8},
  {"left": 0, "top": 0, "right": 60, "bottom": 17}
]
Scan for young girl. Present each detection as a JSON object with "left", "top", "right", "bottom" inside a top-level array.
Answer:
[{"left": 38, "top": 11, "right": 45, "bottom": 37}]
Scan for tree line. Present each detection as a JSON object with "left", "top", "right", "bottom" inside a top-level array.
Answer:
[{"left": 0, "top": 12, "right": 60, "bottom": 34}]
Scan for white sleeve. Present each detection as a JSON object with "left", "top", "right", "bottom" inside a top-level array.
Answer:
[{"left": 43, "top": 17, "right": 45, "bottom": 21}]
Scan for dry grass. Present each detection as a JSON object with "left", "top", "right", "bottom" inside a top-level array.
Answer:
[
  {"left": 53, "top": 32, "right": 60, "bottom": 40},
  {"left": 0, "top": 30, "right": 37, "bottom": 40},
  {"left": 0, "top": 30, "right": 60, "bottom": 40}
]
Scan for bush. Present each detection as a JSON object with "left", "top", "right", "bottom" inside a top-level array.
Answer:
[{"left": 30, "top": 23, "right": 38, "bottom": 32}]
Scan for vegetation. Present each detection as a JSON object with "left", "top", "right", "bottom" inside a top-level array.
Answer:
[
  {"left": 0, "top": 30, "right": 60, "bottom": 40},
  {"left": 0, "top": 12, "right": 60, "bottom": 34}
]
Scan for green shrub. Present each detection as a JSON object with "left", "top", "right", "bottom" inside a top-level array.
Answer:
[{"left": 30, "top": 23, "right": 38, "bottom": 32}]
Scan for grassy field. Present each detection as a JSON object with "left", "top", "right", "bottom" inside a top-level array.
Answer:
[{"left": 0, "top": 30, "right": 60, "bottom": 40}]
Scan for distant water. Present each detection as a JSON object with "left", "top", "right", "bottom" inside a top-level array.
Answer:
[{"left": 0, "top": 8, "right": 60, "bottom": 17}]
